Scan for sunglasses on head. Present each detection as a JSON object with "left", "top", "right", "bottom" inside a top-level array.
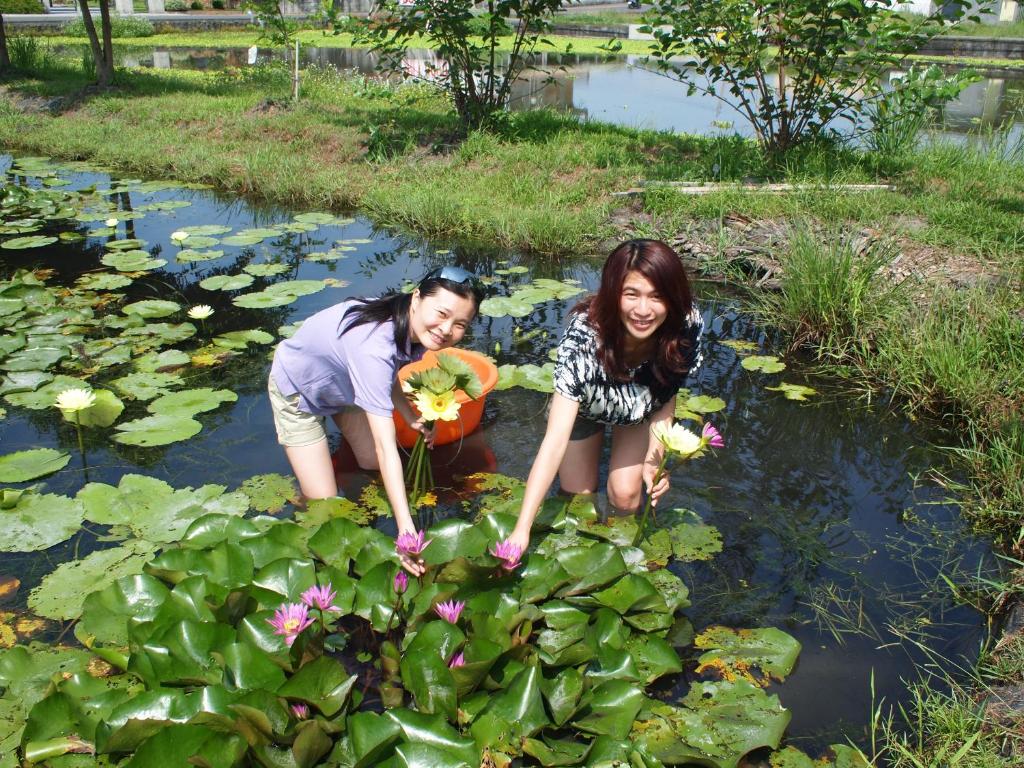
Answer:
[{"left": 421, "top": 265, "right": 480, "bottom": 286}]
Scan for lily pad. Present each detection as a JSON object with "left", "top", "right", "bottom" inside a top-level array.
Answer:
[
  {"left": 101, "top": 251, "right": 166, "bottom": 272},
  {"left": 242, "top": 263, "right": 290, "bottom": 277},
  {"left": 112, "top": 414, "right": 202, "bottom": 447},
  {"left": 78, "top": 474, "right": 249, "bottom": 544},
  {"left": 667, "top": 511, "right": 723, "bottom": 562},
  {"left": 28, "top": 540, "right": 158, "bottom": 620},
  {"left": 695, "top": 626, "right": 801, "bottom": 684},
  {"left": 123, "top": 300, "right": 181, "bottom": 319},
  {"left": 148, "top": 388, "right": 237, "bottom": 417},
  {"left": 741, "top": 355, "right": 786, "bottom": 374},
  {"left": 212, "top": 330, "right": 274, "bottom": 349},
  {"left": 133, "top": 349, "right": 191, "bottom": 372},
  {"left": 1, "top": 235, "right": 57, "bottom": 249},
  {"left": 494, "top": 363, "right": 555, "bottom": 393},
  {"left": 0, "top": 492, "right": 85, "bottom": 552},
  {"left": 199, "top": 274, "right": 254, "bottom": 291},
  {"left": 0, "top": 448, "right": 70, "bottom": 482},
  {"left": 239, "top": 474, "right": 299, "bottom": 514},
  {"left": 76, "top": 272, "right": 133, "bottom": 291},
  {"left": 176, "top": 249, "right": 225, "bottom": 262},
  {"left": 183, "top": 225, "right": 232, "bottom": 236},
  {"left": 111, "top": 372, "right": 183, "bottom": 401},
  {"left": 765, "top": 383, "right": 817, "bottom": 401},
  {"left": 3, "top": 375, "right": 83, "bottom": 410},
  {"left": 684, "top": 395, "right": 726, "bottom": 414},
  {"left": 479, "top": 296, "right": 535, "bottom": 318}
]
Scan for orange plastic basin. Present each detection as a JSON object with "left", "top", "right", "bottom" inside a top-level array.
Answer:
[{"left": 393, "top": 348, "right": 498, "bottom": 448}]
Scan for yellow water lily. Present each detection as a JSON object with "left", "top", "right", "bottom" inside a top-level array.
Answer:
[
  {"left": 652, "top": 421, "right": 702, "bottom": 457},
  {"left": 414, "top": 389, "right": 460, "bottom": 422},
  {"left": 54, "top": 388, "right": 96, "bottom": 413}
]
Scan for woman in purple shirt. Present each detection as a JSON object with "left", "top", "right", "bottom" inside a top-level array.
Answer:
[{"left": 269, "top": 267, "right": 482, "bottom": 574}]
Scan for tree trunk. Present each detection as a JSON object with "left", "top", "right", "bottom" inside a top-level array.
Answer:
[
  {"left": 77, "top": 0, "right": 114, "bottom": 87},
  {"left": 0, "top": 12, "right": 11, "bottom": 72},
  {"left": 97, "top": 0, "right": 115, "bottom": 86}
]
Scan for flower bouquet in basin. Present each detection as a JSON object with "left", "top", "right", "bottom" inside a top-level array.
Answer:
[{"left": 403, "top": 352, "right": 482, "bottom": 506}]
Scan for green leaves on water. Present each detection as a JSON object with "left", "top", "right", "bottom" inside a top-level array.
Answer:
[
  {"left": 58, "top": 388, "right": 124, "bottom": 428},
  {"left": 100, "top": 251, "right": 167, "bottom": 272},
  {"left": 694, "top": 626, "right": 801, "bottom": 685},
  {"left": 766, "top": 382, "right": 818, "bottom": 401},
  {"left": 77, "top": 473, "right": 248, "bottom": 544},
  {"left": 0, "top": 448, "right": 70, "bottom": 482},
  {"left": 480, "top": 279, "right": 584, "bottom": 318},
  {"left": 199, "top": 273, "right": 255, "bottom": 291},
  {"left": 741, "top": 355, "right": 786, "bottom": 374},
  {"left": 0, "top": 492, "right": 85, "bottom": 552},
  {"left": 494, "top": 362, "right": 555, "bottom": 393},
  {"left": 122, "top": 299, "right": 180, "bottom": 319},
  {"left": 113, "top": 388, "right": 237, "bottom": 446},
  {"left": 1, "top": 235, "right": 57, "bottom": 249}
]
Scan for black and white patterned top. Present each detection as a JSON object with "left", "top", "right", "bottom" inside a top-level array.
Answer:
[{"left": 553, "top": 307, "right": 704, "bottom": 425}]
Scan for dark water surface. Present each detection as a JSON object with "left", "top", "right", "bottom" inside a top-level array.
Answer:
[
  {"left": 99, "top": 43, "right": 1024, "bottom": 141},
  {"left": 0, "top": 155, "right": 991, "bottom": 750}
]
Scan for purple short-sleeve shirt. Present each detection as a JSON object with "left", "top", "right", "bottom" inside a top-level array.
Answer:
[{"left": 270, "top": 300, "right": 421, "bottom": 418}]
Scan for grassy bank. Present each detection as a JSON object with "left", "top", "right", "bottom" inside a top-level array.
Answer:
[{"left": 0, "top": 59, "right": 1022, "bottom": 764}]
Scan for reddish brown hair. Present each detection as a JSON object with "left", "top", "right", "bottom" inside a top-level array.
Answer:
[{"left": 576, "top": 239, "right": 695, "bottom": 384}]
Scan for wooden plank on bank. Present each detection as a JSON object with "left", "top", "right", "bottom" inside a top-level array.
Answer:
[{"left": 612, "top": 182, "right": 896, "bottom": 197}]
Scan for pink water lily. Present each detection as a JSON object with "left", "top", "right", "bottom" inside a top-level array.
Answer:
[
  {"left": 267, "top": 602, "right": 315, "bottom": 647},
  {"left": 300, "top": 583, "right": 340, "bottom": 613},
  {"left": 291, "top": 703, "right": 310, "bottom": 720},
  {"left": 395, "top": 530, "right": 432, "bottom": 556},
  {"left": 434, "top": 599, "right": 465, "bottom": 624},
  {"left": 393, "top": 571, "right": 408, "bottom": 595},
  {"left": 448, "top": 652, "right": 465, "bottom": 669},
  {"left": 489, "top": 539, "right": 522, "bottom": 571},
  {"left": 701, "top": 422, "right": 725, "bottom": 449}
]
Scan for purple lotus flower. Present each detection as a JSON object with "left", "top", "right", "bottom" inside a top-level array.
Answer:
[
  {"left": 434, "top": 599, "right": 465, "bottom": 624},
  {"left": 395, "top": 530, "right": 432, "bottom": 556},
  {"left": 267, "top": 602, "right": 315, "bottom": 647},
  {"left": 701, "top": 422, "right": 725, "bottom": 449},
  {"left": 393, "top": 571, "right": 408, "bottom": 595},
  {"left": 448, "top": 652, "right": 465, "bottom": 669},
  {"left": 291, "top": 703, "right": 310, "bottom": 720},
  {"left": 300, "top": 583, "right": 340, "bottom": 613},
  {"left": 489, "top": 539, "right": 522, "bottom": 571}
]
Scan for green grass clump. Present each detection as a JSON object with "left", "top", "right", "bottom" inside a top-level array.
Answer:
[
  {"left": 0, "top": 0, "right": 42, "bottom": 12},
  {"left": 62, "top": 16, "right": 156, "bottom": 38}
]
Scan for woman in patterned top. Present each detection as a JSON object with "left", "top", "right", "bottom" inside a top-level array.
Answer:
[{"left": 507, "top": 240, "right": 703, "bottom": 552}]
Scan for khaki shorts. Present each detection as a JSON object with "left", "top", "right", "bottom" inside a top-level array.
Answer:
[{"left": 268, "top": 374, "right": 328, "bottom": 448}]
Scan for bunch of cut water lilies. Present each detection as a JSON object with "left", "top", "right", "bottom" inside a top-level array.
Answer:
[
  {"left": 634, "top": 420, "right": 725, "bottom": 544},
  {"left": 402, "top": 352, "right": 482, "bottom": 505}
]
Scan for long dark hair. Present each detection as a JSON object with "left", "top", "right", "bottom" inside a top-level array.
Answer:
[
  {"left": 576, "top": 239, "right": 695, "bottom": 385},
  {"left": 341, "top": 274, "right": 483, "bottom": 351}
]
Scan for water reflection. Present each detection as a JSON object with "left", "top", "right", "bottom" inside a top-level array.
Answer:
[{"left": 104, "top": 43, "right": 1024, "bottom": 138}]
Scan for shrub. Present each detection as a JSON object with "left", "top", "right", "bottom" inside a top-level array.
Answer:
[
  {"left": 7, "top": 35, "right": 52, "bottom": 70},
  {"left": 190, "top": 0, "right": 203, "bottom": 8},
  {"left": 164, "top": 0, "right": 188, "bottom": 10},
  {"left": 0, "top": 0, "right": 43, "bottom": 13},
  {"left": 63, "top": 17, "right": 155, "bottom": 37},
  {"left": 212, "top": 0, "right": 225, "bottom": 7}
]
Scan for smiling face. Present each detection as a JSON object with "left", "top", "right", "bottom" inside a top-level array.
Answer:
[
  {"left": 409, "top": 287, "right": 477, "bottom": 350},
  {"left": 619, "top": 270, "right": 668, "bottom": 347}
]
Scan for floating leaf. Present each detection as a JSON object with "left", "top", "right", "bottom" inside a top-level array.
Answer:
[
  {"left": 741, "top": 355, "right": 786, "bottom": 374},
  {"left": 28, "top": 540, "right": 158, "bottom": 620},
  {"left": 765, "top": 383, "right": 817, "bottom": 401},
  {"left": 212, "top": 329, "right": 274, "bottom": 349},
  {"left": 238, "top": 474, "right": 299, "bottom": 514},
  {"left": 667, "top": 510, "right": 722, "bottom": 562},
  {"left": 176, "top": 249, "right": 225, "bottom": 262},
  {"left": 133, "top": 349, "right": 191, "bottom": 372},
  {"left": 105, "top": 238, "right": 148, "bottom": 251},
  {"left": 1, "top": 235, "right": 57, "bottom": 249},
  {"left": 148, "top": 388, "right": 237, "bottom": 417},
  {"left": 694, "top": 626, "right": 801, "bottom": 684},
  {"left": 76, "top": 272, "right": 132, "bottom": 291},
  {"left": 112, "top": 414, "right": 202, "bottom": 447},
  {"left": 0, "top": 345, "right": 68, "bottom": 372},
  {"left": 78, "top": 474, "right": 248, "bottom": 544},
  {"left": 199, "top": 274, "right": 254, "bottom": 291},
  {"left": 57, "top": 388, "right": 124, "bottom": 428},
  {"left": 0, "top": 492, "right": 85, "bottom": 552},
  {"left": 479, "top": 296, "right": 534, "bottom": 318},
  {"left": 3, "top": 375, "right": 82, "bottom": 409},
  {"left": 293, "top": 212, "right": 337, "bottom": 225},
  {"left": 111, "top": 372, "right": 182, "bottom": 401},
  {"left": 122, "top": 300, "right": 181, "bottom": 319},
  {"left": 182, "top": 225, "right": 232, "bottom": 236},
  {"left": 494, "top": 363, "right": 555, "bottom": 393},
  {"left": 685, "top": 395, "right": 726, "bottom": 414},
  {"left": 0, "top": 448, "right": 70, "bottom": 482},
  {"left": 243, "top": 263, "right": 290, "bottom": 277},
  {"left": 101, "top": 251, "right": 166, "bottom": 272},
  {"left": 721, "top": 339, "right": 759, "bottom": 353}
]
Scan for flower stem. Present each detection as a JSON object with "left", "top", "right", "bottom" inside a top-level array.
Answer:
[{"left": 633, "top": 453, "right": 669, "bottom": 546}]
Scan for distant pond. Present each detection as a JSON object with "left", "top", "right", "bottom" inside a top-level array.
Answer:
[{"left": 100, "top": 43, "right": 1024, "bottom": 140}]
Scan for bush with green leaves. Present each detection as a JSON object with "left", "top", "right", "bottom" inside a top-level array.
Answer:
[
  {"left": 244, "top": 0, "right": 298, "bottom": 48},
  {"left": 190, "top": 0, "right": 203, "bottom": 8},
  {"left": 212, "top": 0, "right": 225, "bottom": 7},
  {"left": 62, "top": 16, "right": 155, "bottom": 37},
  {"left": 164, "top": 0, "right": 188, "bottom": 10},
  {"left": 0, "top": 0, "right": 43, "bottom": 13},
  {"left": 356, "top": 0, "right": 568, "bottom": 132},
  {"left": 640, "top": 0, "right": 978, "bottom": 156}
]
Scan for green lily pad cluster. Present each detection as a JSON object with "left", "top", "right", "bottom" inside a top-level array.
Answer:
[
  {"left": 2, "top": 474, "right": 805, "bottom": 768},
  {"left": 480, "top": 278, "right": 585, "bottom": 318}
]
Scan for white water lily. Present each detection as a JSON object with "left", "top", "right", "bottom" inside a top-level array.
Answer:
[
  {"left": 652, "top": 421, "right": 702, "bottom": 457},
  {"left": 187, "top": 304, "right": 214, "bottom": 320},
  {"left": 104, "top": 218, "right": 118, "bottom": 227},
  {"left": 55, "top": 388, "right": 96, "bottom": 413},
  {"left": 170, "top": 230, "right": 189, "bottom": 243}
]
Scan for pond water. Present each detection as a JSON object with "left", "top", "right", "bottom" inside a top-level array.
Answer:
[
  {"left": 0, "top": 155, "right": 992, "bottom": 754},
  {"left": 103, "top": 43, "right": 1024, "bottom": 141}
]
